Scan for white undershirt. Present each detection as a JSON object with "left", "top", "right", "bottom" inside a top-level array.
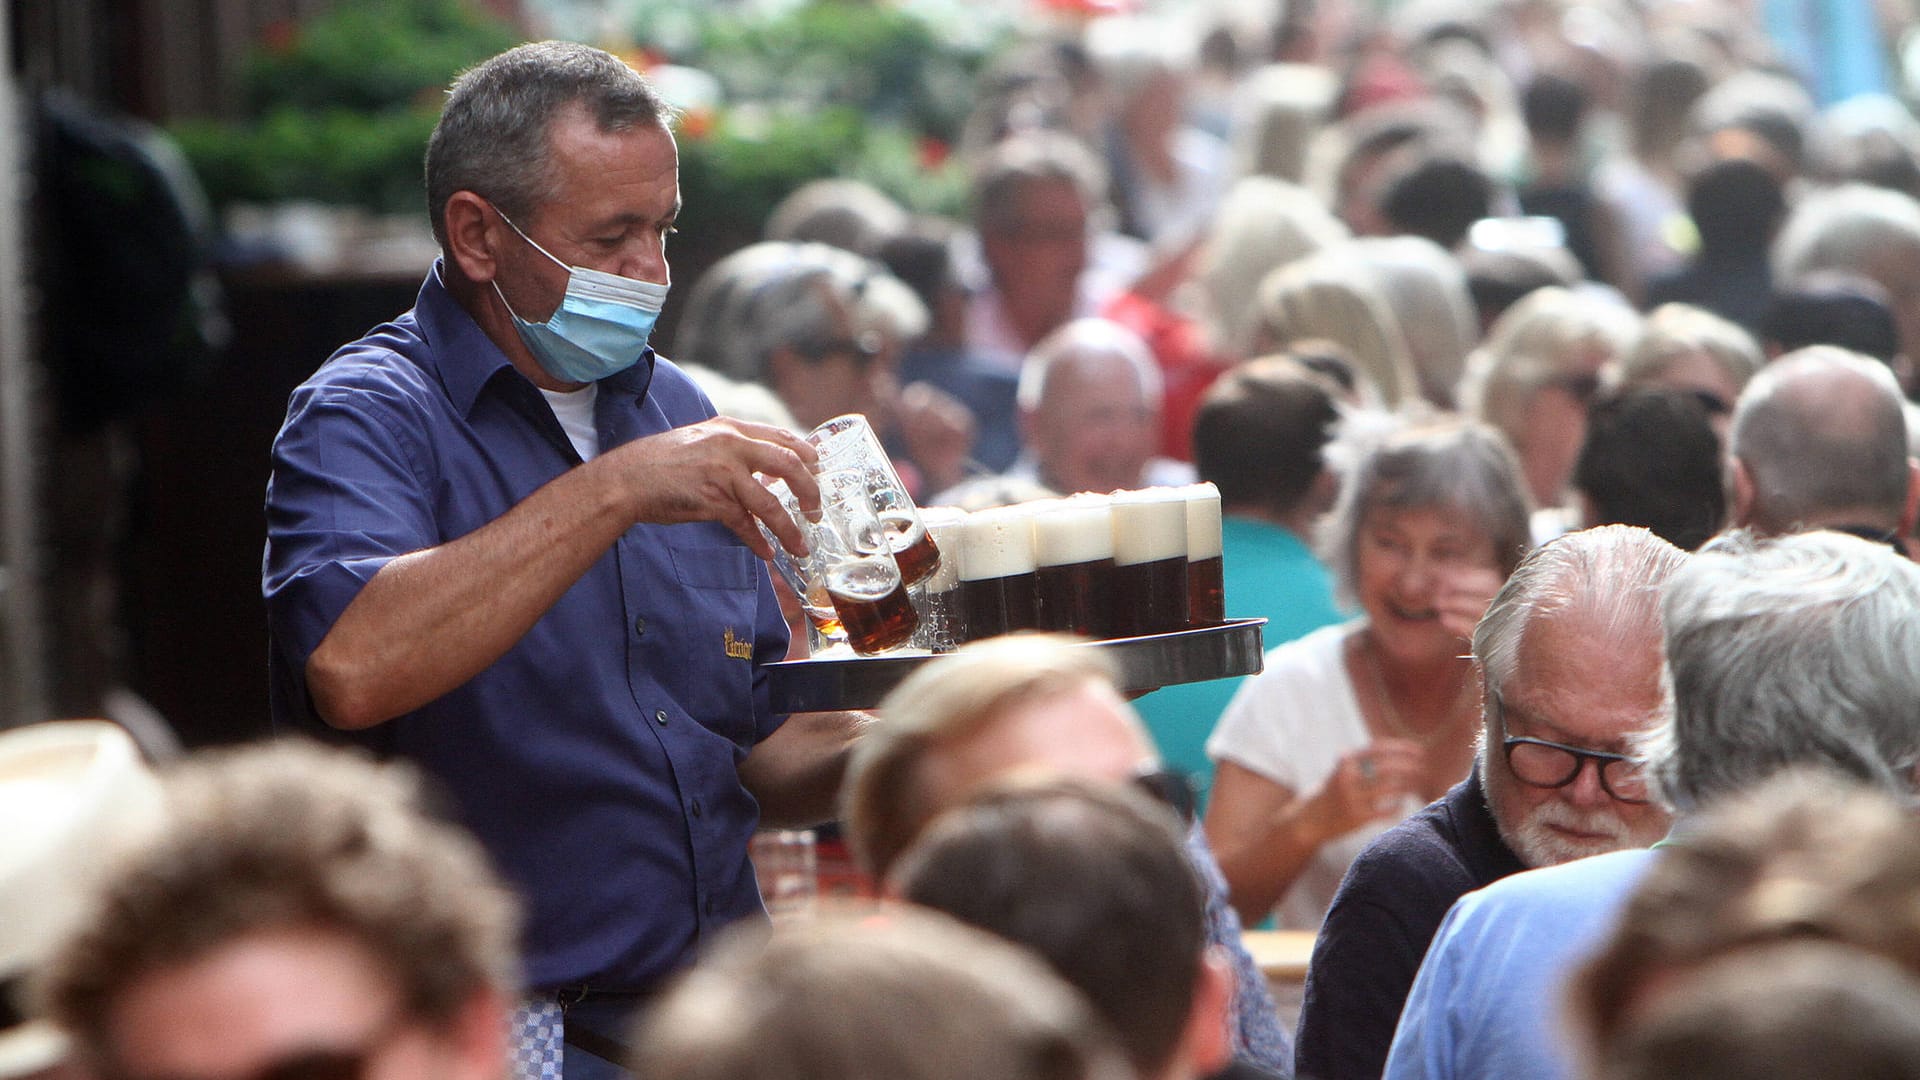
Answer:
[{"left": 539, "top": 384, "right": 600, "bottom": 461}]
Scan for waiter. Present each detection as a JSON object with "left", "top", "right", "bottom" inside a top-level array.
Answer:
[{"left": 263, "top": 41, "right": 862, "bottom": 1078}]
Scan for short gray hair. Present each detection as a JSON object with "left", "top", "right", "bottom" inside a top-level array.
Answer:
[
  {"left": 1017, "top": 318, "right": 1162, "bottom": 413},
  {"left": 425, "top": 41, "right": 673, "bottom": 250},
  {"left": 1473, "top": 525, "right": 1688, "bottom": 701},
  {"left": 1642, "top": 529, "right": 1920, "bottom": 812},
  {"left": 1320, "top": 418, "right": 1534, "bottom": 606},
  {"left": 1727, "top": 345, "right": 1910, "bottom": 534}
]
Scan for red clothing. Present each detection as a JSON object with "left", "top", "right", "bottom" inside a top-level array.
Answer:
[{"left": 1102, "top": 290, "right": 1231, "bottom": 462}]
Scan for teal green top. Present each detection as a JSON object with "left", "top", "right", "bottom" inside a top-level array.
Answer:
[{"left": 1135, "top": 515, "right": 1347, "bottom": 808}]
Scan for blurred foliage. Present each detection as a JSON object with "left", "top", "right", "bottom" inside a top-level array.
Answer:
[
  {"left": 238, "top": 0, "right": 517, "bottom": 114},
  {"left": 648, "top": 1, "right": 998, "bottom": 145},
  {"left": 169, "top": 0, "right": 996, "bottom": 227},
  {"left": 170, "top": 107, "right": 440, "bottom": 214},
  {"left": 168, "top": 0, "right": 516, "bottom": 214}
]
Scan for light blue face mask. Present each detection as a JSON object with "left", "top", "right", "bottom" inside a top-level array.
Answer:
[{"left": 489, "top": 206, "right": 670, "bottom": 384}]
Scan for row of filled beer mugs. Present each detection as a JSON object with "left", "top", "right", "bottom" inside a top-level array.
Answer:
[{"left": 914, "top": 482, "right": 1224, "bottom": 652}]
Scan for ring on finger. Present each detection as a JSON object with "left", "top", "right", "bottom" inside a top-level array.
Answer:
[{"left": 1358, "top": 758, "right": 1378, "bottom": 783}]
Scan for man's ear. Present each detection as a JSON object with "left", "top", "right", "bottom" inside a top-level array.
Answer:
[
  {"left": 1727, "top": 457, "right": 1756, "bottom": 528},
  {"left": 1178, "top": 949, "right": 1236, "bottom": 1080},
  {"left": 443, "top": 191, "right": 501, "bottom": 285}
]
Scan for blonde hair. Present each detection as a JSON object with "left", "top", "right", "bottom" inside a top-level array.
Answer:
[
  {"left": 1253, "top": 248, "right": 1420, "bottom": 409},
  {"left": 1463, "top": 286, "right": 1642, "bottom": 443},
  {"left": 1618, "top": 304, "right": 1762, "bottom": 400},
  {"left": 1198, "top": 176, "right": 1350, "bottom": 358},
  {"left": 841, "top": 634, "right": 1119, "bottom": 879}
]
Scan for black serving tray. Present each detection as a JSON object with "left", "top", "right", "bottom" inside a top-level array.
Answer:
[{"left": 766, "top": 618, "right": 1267, "bottom": 713}]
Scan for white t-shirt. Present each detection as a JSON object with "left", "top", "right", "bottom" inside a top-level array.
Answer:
[
  {"left": 1207, "top": 620, "right": 1420, "bottom": 929},
  {"left": 539, "top": 383, "right": 600, "bottom": 461}
]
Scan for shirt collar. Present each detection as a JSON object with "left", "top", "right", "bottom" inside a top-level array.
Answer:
[{"left": 413, "top": 260, "right": 656, "bottom": 417}]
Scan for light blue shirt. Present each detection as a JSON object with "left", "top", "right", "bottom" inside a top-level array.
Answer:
[
  {"left": 1135, "top": 515, "right": 1344, "bottom": 806},
  {"left": 1382, "top": 849, "right": 1658, "bottom": 1080}
]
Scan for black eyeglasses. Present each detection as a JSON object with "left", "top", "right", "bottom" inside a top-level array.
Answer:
[
  {"left": 107, "top": 1010, "right": 411, "bottom": 1080},
  {"left": 1131, "top": 766, "right": 1198, "bottom": 826},
  {"left": 1493, "top": 694, "right": 1650, "bottom": 804}
]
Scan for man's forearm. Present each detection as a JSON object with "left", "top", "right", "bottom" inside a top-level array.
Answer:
[
  {"left": 306, "top": 462, "right": 634, "bottom": 729},
  {"left": 740, "top": 710, "right": 874, "bottom": 828}
]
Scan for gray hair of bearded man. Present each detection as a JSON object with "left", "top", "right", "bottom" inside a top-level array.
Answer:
[{"left": 1640, "top": 529, "right": 1920, "bottom": 812}]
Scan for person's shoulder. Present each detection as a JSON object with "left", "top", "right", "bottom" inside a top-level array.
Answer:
[
  {"left": 1258, "top": 620, "right": 1356, "bottom": 679},
  {"left": 1453, "top": 849, "right": 1656, "bottom": 925},
  {"left": 1340, "top": 798, "right": 1472, "bottom": 902},
  {"left": 293, "top": 312, "right": 442, "bottom": 413}
]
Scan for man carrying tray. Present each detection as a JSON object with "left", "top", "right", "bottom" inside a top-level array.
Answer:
[{"left": 263, "top": 41, "right": 865, "bottom": 1079}]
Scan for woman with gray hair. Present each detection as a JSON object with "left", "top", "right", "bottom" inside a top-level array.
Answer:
[{"left": 1204, "top": 419, "right": 1533, "bottom": 927}]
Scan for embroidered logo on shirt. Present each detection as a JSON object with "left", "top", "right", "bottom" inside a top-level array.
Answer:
[{"left": 723, "top": 627, "right": 753, "bottom": 660}]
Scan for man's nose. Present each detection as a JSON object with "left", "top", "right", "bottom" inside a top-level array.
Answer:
[{"left": 1563, "top": 758, "right": 1612, "bottom": 807}]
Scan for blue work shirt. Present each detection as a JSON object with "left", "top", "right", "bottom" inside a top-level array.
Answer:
[{"left": 264, "top": 262, "right": 790, "bottom": 993}]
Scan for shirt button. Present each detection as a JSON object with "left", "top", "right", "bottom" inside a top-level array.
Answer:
[
  {"left": 654, "top": 709, "right": 668, "bottom": 726},
  {"left": 634, "top": 616, "right": 647, "bottom": 638},
  {"left": 690, "top": 798, "right": 703, "bottom": 819}
]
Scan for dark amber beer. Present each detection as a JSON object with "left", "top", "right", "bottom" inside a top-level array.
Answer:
[
  {"left": 1032, "top": 495, "right": 1118, "bottom": 638},
  {"left": 1111, "top": 489, "right": 1190, "bottom": 637},
  {"left": 1182, "top": 482, "right": 1225, "bottom": 627},
  {"left": 881, "top": 508, "right": 942, "bottom": 588},
  {"left": 955, "top": 505, "right": 1040, "bottom": 642},
  {"left": 827, "top": 557, "right": 918, "bottom": 655}
]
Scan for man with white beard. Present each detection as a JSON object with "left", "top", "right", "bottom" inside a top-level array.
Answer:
[{"left": 1290, "top": 525, "right": 1685, "bottom": 1080}]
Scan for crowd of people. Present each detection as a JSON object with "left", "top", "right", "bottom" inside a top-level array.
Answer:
[{"left": 14, "top": 0, "right": 1920, "bottom": 1077}]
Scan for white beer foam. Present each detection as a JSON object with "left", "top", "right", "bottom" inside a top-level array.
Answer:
[
  {"left": 1032, "top": 500, "right": 1115, "bottom": 567},
  {"left": 1182, "top": 482, "right": 1223, "bottom": 560},
  {"left": 1111, "top": 488, "right": 1187, "bottom": 566},
  {"left": 959, "top": 505, "right": 1038, "bottom": 580},
  {"left": 921, "top": 507, "right": 968, "bottom": 592}
]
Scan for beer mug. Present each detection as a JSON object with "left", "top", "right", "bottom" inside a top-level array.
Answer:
[
  {"left": 910, "top": 507, "right": 969, "bottom": 653},
  {"left": 758, "top": 478, "right": 848, "bottom": 652},
  {"left": 760, "top": 470, "right": 919, "bottom": 656},
  {"left": 1032, "top": 494, "right": 1118, "bottom": 638},
  {"left": 954, "top": 503, "right": 1040, "bottom": 643},
  {"left": 807, "top": 414, "right": 942, "bottom": 589},
  {"left": 1110, "top": 488, "right": 1191, "bottom": 637},
  {"left": 1179, "top": 482, "right": 1225, "bottom": 628}
]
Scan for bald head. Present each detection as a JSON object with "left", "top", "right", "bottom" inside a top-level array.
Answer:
[
  {"left": 1728, "top": 346, "right": 1917, "bottom": 537},
  {"left": 1018, "top": 319, "right": 1163, "bottom": 494}
]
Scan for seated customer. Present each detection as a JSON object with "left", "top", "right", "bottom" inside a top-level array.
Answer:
[
  {"left": 1572, "top": 387, "right": 1725, "bottom": 551},
  {"left": 41, "top": 741, "right": 519, "bottom": 1080},
  {"left": 629, "top": 907, "right": 1130, "bottom": 1080},
  {"left": 893, "top": 778, "right": 1243, "bottom": 1080},
  {"left": 1203, "top": 420, "right": 1531, "bottom": 929},
  {"left": 1383, "top": 530, "right": 1920, "bottom": 1080},
  {"left": 1134, "top": 355, "right": 1347, "bottom": 805},
  {"left": 843, "top": 634, "right": 1293, "bottom": 1076},
  {"left": 1292, "top": 525, "right": 1683, "bottom": 1080}
]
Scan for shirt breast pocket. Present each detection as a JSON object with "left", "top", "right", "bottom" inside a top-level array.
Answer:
[{"left": 664, "top": 544, "right": 761, "bottom": 742}]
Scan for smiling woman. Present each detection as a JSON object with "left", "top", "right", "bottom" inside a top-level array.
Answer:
[{"left": 1201, "top": 419, "right": 1532, "bottom": 928}]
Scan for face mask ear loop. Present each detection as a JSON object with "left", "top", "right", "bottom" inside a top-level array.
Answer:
[
  {"left": 490, "top": 201, "right": 573, "bottom": 273},
  {"left": 491, "top": 279, "right": 531, "bottom": 325}
]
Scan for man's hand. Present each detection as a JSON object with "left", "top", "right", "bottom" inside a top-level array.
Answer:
[{"left": 611, "top": 417, "right": 821, "bottom": 558}]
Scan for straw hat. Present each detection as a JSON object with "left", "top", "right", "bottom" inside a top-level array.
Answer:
[{"left": 0, "top": 721, "right": 162, "bottom": 1078}]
